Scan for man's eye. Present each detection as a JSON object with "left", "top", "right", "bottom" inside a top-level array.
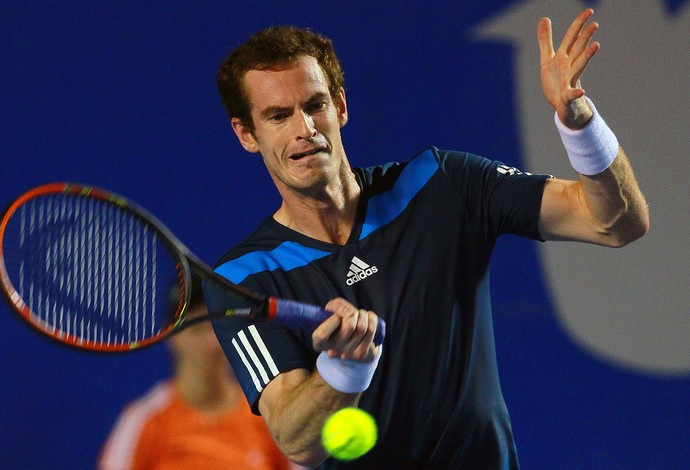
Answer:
[{"left": 308, "top": 101, "right": 328, "bottom": 113}]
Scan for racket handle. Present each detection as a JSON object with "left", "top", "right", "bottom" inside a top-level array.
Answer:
[{"left": 272, "top": 298, "right": 386, "bottom": 346}]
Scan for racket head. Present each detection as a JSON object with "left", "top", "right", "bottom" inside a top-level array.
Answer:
[{"left": 0, "top": 183, "right": 191, "bottom": 352}]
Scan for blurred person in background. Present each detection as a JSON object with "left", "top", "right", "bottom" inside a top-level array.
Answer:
[{"left": 99, "top": 279, "right": 299, "bottom": 470}]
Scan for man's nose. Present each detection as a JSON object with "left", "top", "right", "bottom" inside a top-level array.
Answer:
[{"left": 294, "top": 110, "right": 317, "bottom": 140}]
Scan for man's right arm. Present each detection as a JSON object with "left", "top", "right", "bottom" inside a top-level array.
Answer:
[{"left": 257, "top": 297, "right": 382, "bottom": 467}]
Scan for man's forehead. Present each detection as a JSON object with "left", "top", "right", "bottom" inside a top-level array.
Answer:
[{"left": 243, "top": 56, "right": 329, "bottom": 98}]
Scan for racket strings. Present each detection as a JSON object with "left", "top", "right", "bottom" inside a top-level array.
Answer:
[{"left": 6, "top": 193, "right": 177, "bottom": 347}]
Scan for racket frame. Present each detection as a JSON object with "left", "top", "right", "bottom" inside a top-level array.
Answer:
[{"left": 0, "top": 183, "right": 270, "bottom": 352}]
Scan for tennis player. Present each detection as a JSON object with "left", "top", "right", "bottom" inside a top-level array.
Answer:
[{"left": 205, "top": 9, "right": 649, "bottom": 469}]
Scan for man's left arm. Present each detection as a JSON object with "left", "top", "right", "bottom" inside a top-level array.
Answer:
[
  {"left": 538, "top": 148, "right": 649, "bottom": 246},
  {"left": 536, "top": 9, "right": 649, "bottom": 245}
]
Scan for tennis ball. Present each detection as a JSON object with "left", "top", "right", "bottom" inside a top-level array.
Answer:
[{"left": 322, "top": 407, "right": 377, "bottom": 461}]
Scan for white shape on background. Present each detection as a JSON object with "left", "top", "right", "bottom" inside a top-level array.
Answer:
[{"left": 474, "top": 0, "right": 690, "bottom": 375}]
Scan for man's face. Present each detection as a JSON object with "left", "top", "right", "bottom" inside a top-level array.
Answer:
[{"left": 232, "top": 55, "right": 348, "bottom": 195}]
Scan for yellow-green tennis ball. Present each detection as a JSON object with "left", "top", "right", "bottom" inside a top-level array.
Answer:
[{"left": 322, "top": 407, "right": 377, "bottom": 461}]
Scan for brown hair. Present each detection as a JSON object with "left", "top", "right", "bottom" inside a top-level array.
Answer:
[{"left": 216, "top": 26, "right": 345, "bottom": 131}]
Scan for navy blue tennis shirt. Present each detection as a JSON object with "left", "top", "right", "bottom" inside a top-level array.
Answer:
[{"left": 204, "top": 147, "right": 550, "bottom": 469}]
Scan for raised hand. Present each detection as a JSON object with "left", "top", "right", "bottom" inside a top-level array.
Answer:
[{"left": 537, "top": 9, "right": 600, "bottom": 129}]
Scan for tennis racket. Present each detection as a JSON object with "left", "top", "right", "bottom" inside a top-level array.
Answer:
[{"left": 0, "top": 182, "right": 386, "bottom": 352}]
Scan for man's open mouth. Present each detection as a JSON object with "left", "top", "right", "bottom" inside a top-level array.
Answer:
[{"left": 290, "top": 147, "right": 326, "bottom": 160}]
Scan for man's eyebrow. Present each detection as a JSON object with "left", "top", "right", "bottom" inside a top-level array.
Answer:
[
  {"left": 259, "top": 105, "right": 291, "bottom": 120},
  {"left": 259, "top": 92, "right": 331, "bottom": 119},
  {"left": 305, "top": 91, "right": 330, "bottom": 102}
]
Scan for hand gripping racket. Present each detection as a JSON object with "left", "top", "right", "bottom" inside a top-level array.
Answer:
[{"left": 0, "top": 183, "right": 386, "bottom": 352}]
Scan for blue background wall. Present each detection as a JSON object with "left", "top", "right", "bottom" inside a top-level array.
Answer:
[{"left": 2, "top": 1, "right": 688, "bottom": 469}]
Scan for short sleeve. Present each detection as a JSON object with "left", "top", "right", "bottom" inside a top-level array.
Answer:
[
  {"left": 203, "top": 279, "right": 314, "bottom": 413},
  {"left": 435, "top": 149, "right": 551, "bottom": 240}
]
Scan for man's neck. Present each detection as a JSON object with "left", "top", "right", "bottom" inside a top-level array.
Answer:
[{"left": 274, "top": 170, "right": 360, "bottom": 245}]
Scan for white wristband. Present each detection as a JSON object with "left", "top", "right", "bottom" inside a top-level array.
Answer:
[
  {"left": 316, "top": 347, "right": 383, "bottom": 394},
  {"left": 554, "top": 97, "right": 619, "bottom": 176}
]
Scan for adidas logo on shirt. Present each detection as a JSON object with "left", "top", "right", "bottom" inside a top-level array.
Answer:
[
  {"left": 497, "top": 164, "right": 532, "bottom": 176},
  {"left": 346, "top": 256, "right": 378, "bottom": 285}
]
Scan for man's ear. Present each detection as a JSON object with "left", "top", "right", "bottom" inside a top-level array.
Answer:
[
  {"left": 231, "top": 117, "right": 260, "bottom": 153},
  {"left": 335, "top": 87, "right": 348, "bottom": 128}
]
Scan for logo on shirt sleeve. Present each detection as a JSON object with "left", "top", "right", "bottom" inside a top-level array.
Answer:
[
  {"left": 346, "top": 256, "right": 378, "bottom": 285},
  {"left": 497, "top": 164, "right": 532, "bottom": 176}
]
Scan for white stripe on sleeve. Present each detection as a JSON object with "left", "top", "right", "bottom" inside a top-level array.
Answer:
[
  {"left": 232, "top": 337, "right": 264, "bottom": 393},
  {"left": 248, "top": 325, "right": 280, "bottom": 376},
  {"left": 238, "top": 330, "right": 271, "bottom": 385}
]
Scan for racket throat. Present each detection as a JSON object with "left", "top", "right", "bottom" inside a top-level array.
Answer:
[{"left": 221, "top": 298, "right": 274, "bottom": 320}]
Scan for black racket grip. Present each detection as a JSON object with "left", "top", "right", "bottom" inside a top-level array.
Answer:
[{"left": 274, "top": 298, "right": 386, "bottom": 346}]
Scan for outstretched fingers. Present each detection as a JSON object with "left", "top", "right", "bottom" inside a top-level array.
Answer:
[
  {"left": 569, "top": 25, "right": 600, "bottom": 87},
  {"left": 569, "top": 19, "right": 599, "bottom": 60},
  {"left": 537, "top": 16, "right": 555, "bottom": 66},
  {"left": 538, "top": 9, "right": 603, "bottom": 109},
  {"left": 559, "top": 8, "right": 595, "bottom": 55}
]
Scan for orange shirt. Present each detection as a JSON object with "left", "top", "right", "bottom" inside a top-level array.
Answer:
[{"left": 99, "top": 381, "right": 290, "bottom": 470}]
